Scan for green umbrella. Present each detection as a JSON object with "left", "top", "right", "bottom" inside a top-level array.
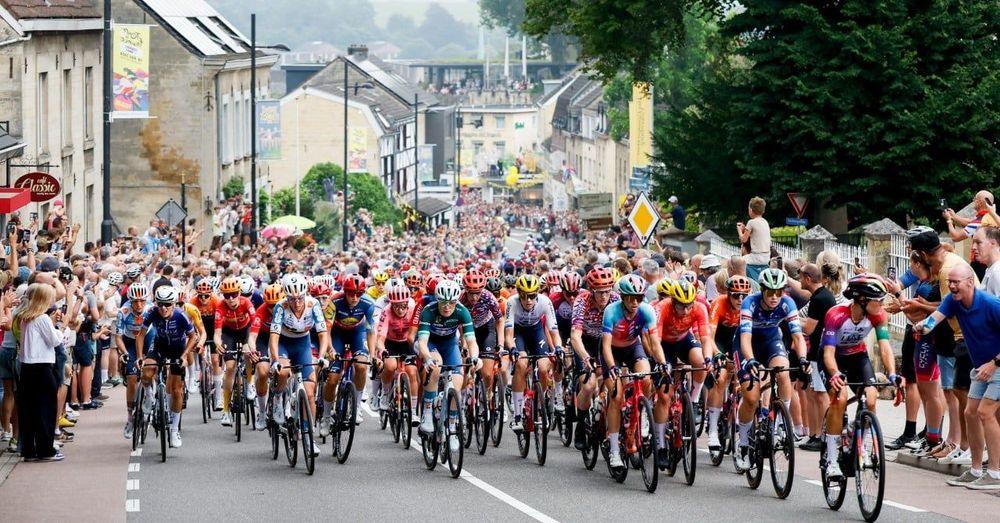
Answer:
[{"left": 271, "top": 215, "right": 317, "bottom": 230}]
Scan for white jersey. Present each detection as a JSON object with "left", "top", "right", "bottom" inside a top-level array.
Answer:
[
  {"left": 270, "top": 297, "right": 327, "bottom": 338},
  {"left": 504, "top": 293, "right": 558, "bottom": 330}
]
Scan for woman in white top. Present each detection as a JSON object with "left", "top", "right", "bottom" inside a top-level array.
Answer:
[
  {"left": 737, "top": 196, "right": 771, "bottom": 281},
  {"left": 13, "top": 284, "right": 64, "bottom": 461}
]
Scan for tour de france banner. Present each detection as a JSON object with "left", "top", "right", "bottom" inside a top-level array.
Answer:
[
  {"left": 256, "top": 100, "right": 282, "bottom": 160},
  {"left": 112, "top": 24, "right": 150, "bottom": 119},
  {"left": 348, "top": 127, "right": 367, "bottom": 173}
]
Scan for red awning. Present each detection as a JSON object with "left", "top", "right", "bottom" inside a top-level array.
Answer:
[{"left": 0, "top": 188, "right": 31, "bottom": 214}]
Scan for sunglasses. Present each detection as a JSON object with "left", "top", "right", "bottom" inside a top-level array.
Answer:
[
  {"left": 621, "top": 295, "right": 642, "bottom": 302},
  {"left": 763, "top": 289, "right": 784, "bottom": 298},
  {"left": 673, "top": 301, "right": 694, "bottom": 310},
  {"left": 156, "top": 302, "right": 174, "bottom": 309},
  {"left": 223, "top": 292, "right": 239, "bottom": 299},
  {"left": 563, "top": 290, "right": 578, "bottom": 297},
  {"left": 521, "top": 293, "right": 538, "bottom": 300},
  {"left": 286, "top": 295, "right": 304, "bottom": 302},
  {"left": 438, "top": 299, "right": 457, "bottom": 306},
  {"left": 730, "top": 293, "right": 748, "bottom": 300},
  {"left": 197, "top": 293, "right": 211, "bottom": 298},
  {"left": 346, "top": 291, "right": 363, "bottom": 298}
]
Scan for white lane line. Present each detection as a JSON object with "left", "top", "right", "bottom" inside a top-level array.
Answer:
[
  {"left": 801, "top": 478, "right": 927, "bottom": 513},
  {"left": 127, "top": 479, "right": 140, "bottom": 491},
  {"left": 125, "top": 499, "right": 140, "bottom": 512},
  {"left": 130, "top": 448, "right": 142, "bottom": 457},
  {"left": 128, "top": 463, "right": 140, "bottom": 472},
  {"left": 361, "top": 404, "right": 559, "bottom": 523}
]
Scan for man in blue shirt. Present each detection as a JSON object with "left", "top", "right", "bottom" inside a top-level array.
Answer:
[
  {"left": 917, "top": 264, "right": 1000, "bottom": 490},
  {"left": 668, "top": 196, "right": 686, "bottom": 230}
]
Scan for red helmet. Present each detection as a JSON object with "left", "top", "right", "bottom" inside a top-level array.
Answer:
[
  {"left": 726, "top": 275, "right": 753, "bottom": 294},
  {"left": 386, "top": 284, "right": 411, "bottom": 304},
  {"left": 463, "top": 270, "right": 487, "bottom": 292},
  {"left": 309, "top": 282, "right": 332, "bottom": 297},
  {"left": 263, "top": 284, "right": 284, "bottom": 305},
  {"left": 544, "top": 270, "right": 562, "bottom": 289},
  {"left": 426, "top": 274, "right": 442, "bottom": 294},
  {"left": 342, "top": 274, "right": 367, "bottom": 294},
  {"left": 586, "top": 267, "right": 615, "bottom": 291},
  {"left": 484, "top": 267, "right": 502, "bottom": 279},
  {"left": 404, "top": 270, "right": 422, "bottom": 288},
  {"left": 560, "top": 271, "right": 582, "bottom": 293}
]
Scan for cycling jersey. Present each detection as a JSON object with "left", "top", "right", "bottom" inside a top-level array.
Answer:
[
  {"left": 601, "top": 301, "right": 657, "bottom": 348},
  {"left": 738, "top": 293, "right": 802, "bottom": 337},
  {"left": 417, "top": 302, "right": 475, "bottom": 340},
  {"left": 328, "top": 293, "right": 376, "bottom": 332},
  {"left": 709, "top": 297, "right": 741, "bottom": 329},
  {"left": 504, "top": 294, "right": 558, "bottom": 330},
  {"left": 190, "top": 295, "right": 221, "bottom": 338},
  {"left": 181, "top": 302, "right": 204, "bottom": 334},
  {"left": 656, "top": 298, "right": 710, "bottom": 343},
  {"left": 460, "top": 290, "right": 502, "bottom": 328},
  {"left": 377, "top": 299, "right": 416, "bottom": 342},
  {"left": 550, "top": 291, "right": 575, "bottom": 322},
  {"left": 366, "top": 286, "right": 385, "bottom": 300},
  {"left": 116, "top": 303, "right": 147, "bottom": 339},
  {"left": 214, "top": 296, "right": 254, "bottom": 331},
  {"left": 270, "top": 297, "right": 328, "bottom": 338},
  {"left": 571, "top": 290, "right": 621, "bottom": 339},
  {"left": 249, "top": 303, "right": 275, "bottom": 336},
  {"left": 142, "top": 309, "right": 195, "bottom": 351},
  {"left": 821, "top": 304, "right": 889, "bottom": 357}
]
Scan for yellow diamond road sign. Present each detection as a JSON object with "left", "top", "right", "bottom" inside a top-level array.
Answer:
[{"left": 628, "top": 192, "right": 660, "bottom": 247}]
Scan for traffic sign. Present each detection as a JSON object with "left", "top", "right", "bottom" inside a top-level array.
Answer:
[
  {"left": 785, "top": 217, "right": 808, "bottom": 226},
  {"left": 156, "top": 199, "right": 187, "bottom": 228},
  {"left": 627, "top": 192, "right": 660, "bottom": 247},
  {"left": 787, "top": 192, "right": 809, "bottom": 218}
]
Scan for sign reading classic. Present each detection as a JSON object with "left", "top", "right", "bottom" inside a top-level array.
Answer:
[{"left": 16, "top": 172, "right": 60, "bottom": 202}]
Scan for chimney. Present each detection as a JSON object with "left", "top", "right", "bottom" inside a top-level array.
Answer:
[{"left": 347, "top": 44, "right": 368, "bottom": 61}]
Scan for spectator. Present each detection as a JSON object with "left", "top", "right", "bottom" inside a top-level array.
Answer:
[
  {"left": 13, "top": 283, "right": 64, "bottom": 461},
  {"left": 727, "top": 255, "right": 761, "bottom": 293},
  {"left": 668, "top": 195, "right": 686, "bottom": 230},
  {"left": 0, "top": 287, "right": 20, "bottom": 448},
  {"left": 640, "top": 258, "right": 661, "bottom": 302},
  {"left": 738, "top": 196, "right": 771, "bottom": 280},
  {"left": 796, "top": 262, "right": 836, "bottom": 451},
  {"left": 973, "top": 226, "right": 1000, "bottom": 296},
  {"left": 699, "top": 255, "right": 723, "bottom": 301},
  {"left": 943, "top": 190, "right": 999, "bottom": 280}
]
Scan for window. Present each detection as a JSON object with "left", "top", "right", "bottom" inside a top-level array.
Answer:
[
  {"left": 472, "top": 141, "right": 483, "bottom": 156},
  {"left": 494, "top": 141, "right": 506, "bottom": 154},
  {"left": 221, "top": 100, "right": 231, "bottom": 163},
  {"left": 38, "top": 72, "right": 48, "bottom": 154},
  {"left": 234, "top": 97, "right": 242, "bottom": 159},
  {"left": 84, "top": 67, "right": 93, "bottom": 141},
  {"left": 85, "top": 184, "right": 94, "bottom": 242},
  {"left": 62, "top": 69, "right": 72, "bottom": 146},
  {"left": 494, "top": 115, "right": 505, "bottom": 129}
]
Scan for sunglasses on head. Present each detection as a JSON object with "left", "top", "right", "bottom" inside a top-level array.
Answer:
[{"left": 223, "top": 292, "right": 239, "bottom": 299}]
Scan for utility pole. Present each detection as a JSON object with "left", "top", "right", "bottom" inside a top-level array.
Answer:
[
  {"left": 180, "top": 171, "right": 187, "bottom": 260},
  {"left": 455, "top": 106, "right": 461, "bottom": 228},
  {"left": 100, "top": 0, "right": 113, "bottom": 244},
  {"left": 414, "top": 92, "right": 419, "bottom": 232},
  {"left": 249, "top": 13, "right": 258, "bottom": 245},
  {"left": 342, "top": 59, "right": 349, "bottom": 252}
]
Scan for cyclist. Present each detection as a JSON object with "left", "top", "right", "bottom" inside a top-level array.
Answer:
[
  {"left": 733, "top": 268, "right": 811, "bottom": 470},
  {"left": 213, "top": 277, "right": 256, "bottom": 428},
  {"left": 460, "top": 270, "right": 505, "bottom": 404},
  {"left": 240, "top": 275, "right": 262, "bottom": 307},
  {"left": 601, "top": 274, "right": 669, "bottom": 470},
  {"left": 569, "top": 267, "right": 620, "bottom": 449},
  {"left": 309, "top": 281, "right": 334, "bottom": 356},
  {"left": 415, "top": 279, "right": 481, "bottom": 453},
  {"left": 821, "top": 275, "right": 900, "bottom": 479},
  {"left": 269, "top": 274, "right": 328, "bottom": 456},
  {"left": 136, "top": 286, "right": 198, "bottom": 449},
  {"left": 368, "top": 269, "right": 389, "bottom": 300},
  {"left": 319, "top": 274, "right": 375, "bottom": 434},
  {"left": 374, "top": 282, "right": 418, "bottom": 412},
  {"left": 117, "top": 284, "right": 148, "bottom": 439},
  {"left": 504, "top": 274, "right": 562, "bottom": 431},
  {"left": 705, "top": 275, "right": 751, "bottom": 448},
  {"left": 177, "top": 289, "right": 207, "bottom": 394},
  {"left": 550, "top": 271, "right": 582, "bottom": 411},
  {"left": 247, "top": 283, "right": 284, "bottom": 431},
  {"left": 190, "top": 279, "right": 223, "bottom": 410}
]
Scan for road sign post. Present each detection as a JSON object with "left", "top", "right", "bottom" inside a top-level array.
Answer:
[
  {"left": 787, "top": 192, "right": 809, "bottom": 218},
  {"left": 627, "top": 192, "right": 660, "bottom": 247},
  {"left": 156, "top": 199, "right": 187, "bottom": 229}
]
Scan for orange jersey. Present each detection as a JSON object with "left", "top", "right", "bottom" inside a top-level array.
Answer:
[
  {"left": 214, "top": 296, "right": 255, "bottom": 331},
  {"left": 709, "top": 296, "right": 741, "bottom": 329},
  {"left": 655, "top": 298, "right": 710, "bottom": 343}
]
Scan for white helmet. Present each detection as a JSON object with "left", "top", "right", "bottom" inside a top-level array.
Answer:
[
  {"left": 126, "top": 265, "right": 142, "bottom": 279},
  {"left": 127, "top": 283, "right": 148, "bottom": 301},
  {"left": 435, "top": 279, "right": 462, "bottom": 302},
  {"left": 282, "top": 273, "right": 308, "bottom": 297},
  {"left": 108, "top": 271, "right": 124, "bottom": 286},
  {"left": 153, "top": 285, "right": 178, "bottom": 304},
  {"left": 239, "top": 276, "right": 255, "bottom": 296}
]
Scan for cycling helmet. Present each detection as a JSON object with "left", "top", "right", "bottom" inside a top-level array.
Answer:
[
  {"left": 373, "top": 270, "right": 389, "bottom": 284},
  {"left": 263, "top": 283, "right": 284, "bottom": 305},
  {"left": 463, "top": 270, "right": 487, "bottom": 292},
  {"left": 108, "top": 271, "right": 124, "bottom": 286},
  {"left": 435, "top": 279, "right": 462, "bottom": 302},
  {"left": 843, "top": 274, "right": 888, "bottom": 301},
  {"left": 616, "top": 274, "right": 647, "bottom": 296},
  {"left": 758, "top": 268, "right": 788, "bottom": 290},
  {"left": 503, "top": 274, "right": 517, "bottom": 288},
  {"left": 671, "top": 279, "right": 697, "bottom": 305},
  {"left": 681, "top": 271, "right": 698, "bottom": 284},
  {"left": 310, "top": 282, "right": 332, "bottom": 298},
  {"left": 585, "top": 267, "right": 615, "bottom": 291},
  {"left": 485, "top": 276, "right": 503, "bottom": 293},
  {"left": 426, "top": 274, "right": 442, "bottom": 295},
  {"left": 219, "top": 277, "right": 241, "bottom": 295},
  {"left": 127, "top": 283, "right": 148, "bottom": 301},
  {"left": 544, "top": 270, "right": 562, "bottom": 289},
  {"left": 282, "top": 274, "right": 308, "bottom": 297},
  {"left": 385, "top": 277, "right": 404, "bottom": 290},
  {"left": 906, "top": 225, "right": 941, "bottom": 252},
  {"left": 515, "top": 274, "right": 542, "bottom": 294},
  {"left": 239, "top": 276, "right": 255, "bottom": 296},
  {"left": 404, "top": 270, "right": 423, "bottom": 288},
  {"left": 655, "top": 277, "right": 676, "bottom": 298},
  {"left": 726, "top": 275, "right": 753, "bottom": 294},
  {"left": 126, "top": 265, "right": 142, "bottom": 279},
  {"left": 153, "top": 285, "right": 178, "bottom": 304},
  {"left": 559, "top": 271, "right": 582, "bottom": 293},
  {"left": 611, "top": 268, "right": 622, "bottom": 283},
  {"left": 206, "top": 276, "right": 220, "bottom": 292},
  {"left": 195, "top": 279, "right": 213, "bottom": 294},
  {"left": 343, "top": 274, "right": 367, "bottom": 294},
  {"left": 387, "top": 284, "right": 411, "bottom": 304},
  {"left": 484, "top": 268, "right": 502, "bottom": 280}
]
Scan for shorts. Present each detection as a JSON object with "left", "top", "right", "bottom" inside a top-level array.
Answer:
[
  {"left": 573, "top": 334, "right": 602, "bottom": 374},
  {"left": 73, "top": 338, "right": 95, "bottom": 367},
  {"left": 809, "top": 361, "right": 826, "bottom": 392},
  {"left": 714, "top": 325, "right": 736, "bottom": 356},
  {"left": 384, "top": 339, "right": 413, "bottom": 358},
  {"left": 968, "top": 368, "right": 1000, "bottom": 401},
  {"left": 221, "top": 328, "right": 250, "bottom": 361},
  {"left": 900, "top": 325, "right": 917, "bottom": 382},
  {"left": 914, "top": 335, "right": 940, "bottom": 382},
  {"left": 512, "top": 323, "right": 552, "bottom": 357},
  {"left": 0, "top": 346, "right": 17, "bottom": 380},
  {"left": 331, "top": 328, "right": 369, "bottom": 369},
  {"left": 145, "top": 341, "right": 186, "bottom": 377},
  {"left": 474, "top": 323, "right": 498, "bottom": 355},
  {"left": 54, "top": 345, "right": 67, "bottom": 387},
  {"left": 732, "top": 333, "right": 788, "bottom": 366},
  {"left": 254, "top": 332, "right": 270, "bottom": 357},
  {"left": 600, "top": 342, "right": 647, "bottom": 379},
  {"left": 277, "top": 334, "right": 314, "bottom": 381},
  {"left": 828, "top": 353, "right": 877, "bottom": 390},
  {"left": 122, "top": 337, "right": 139, "bottom": 377},
  {"left": 661, "top": 333, "right": 702, "bottom": 365},
  {"left": 954, "top": 352, "right": 972, "bottom": 391},
  {"left": 426, "top": 335, "right": 463, "bottom": 375},
  {"left": 938, "top": 355, "right": 957, "bottom": 390}
]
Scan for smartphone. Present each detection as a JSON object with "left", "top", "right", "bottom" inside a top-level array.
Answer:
[
  {"left": 887, "top": 266, "right": 897, "bottom": 280},
  {"left": 29, "top": 212, "right": 37, "bottom": 222},
  {"left": 5, "top": 223, "right": 14, "bottom": 236},
  {"left": 939, "top": 198, "right": 948, "bottom": 210},
  {"left": 17, "top": 229, "right": 29, "bottom": 243},
  {"left": 770, "top": 256, "right": 782, "bottom": 269}
]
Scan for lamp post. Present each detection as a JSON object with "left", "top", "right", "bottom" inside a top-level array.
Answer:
[
  {"left": 250, "top": 14, "right": 258, "bottom": 246},
  {"left": 456, "top": 106, "right": 461, "bottom": 227},
  {"left": 413, "top": 92, "right": 419, "bottom": 232},
  {"left": 341, "top": 58, "right": 373, "bottom": 252},
  {"left": 295, "top": 93, "right": 301, "bottom": 216},
  {"left": 100, "top": 0, "right": 112, "bottom": 244}
]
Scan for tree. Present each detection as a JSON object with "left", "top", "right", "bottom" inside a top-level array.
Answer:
[
  {"left": 222, "top": 176, "right": 245, "bottom": 200},
  {"left": 420, "top": 3, "right": 472, "bottom": 51},
  {"left": 300, "top": 163, "right": 402, "bottom": 226}
]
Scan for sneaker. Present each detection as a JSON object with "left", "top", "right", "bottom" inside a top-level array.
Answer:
[
  {"left": 947, "top": 470, "right": 982, "bottom": 487},
  {"left": 554, "top": 394, "right": 565, "bottom": 413},
  {"left": 124, "top": 420, "right": 134, "bottom": 439},
  {"left": 938, "top": 446, "right": 968, "bottom": 465},
  {"left": 68, "top": 403, "right": 80, "bottom": 411},
  {"left": 904, "top": 436, "right": 926, "bottom": 451},
  {"left": 214, "top": 396, "right": 223, "bottom": 411},
  {"left": 255, "top": 414, "right": 267, "bottom": 431},
  {"left": 246, "top": 385, "right": 256, "bottom": 401},
  {"left": 102, "top": 380, "right": 114, "bottom": 389},
  {"left": 799, "top": 436, "right": 824, "bottom": 452},
  {"left": 311, "top": 442, "right": 321, "bottom": 457},
  {"left": 319, "top": 416, "right": 332, "bottom": 437},
  {"left": 169, "top": 430, "right": 182, "bottom": 448},
  {"left": 910, "top": 439, "right": 935, "bottom": 457},
  {"left": 825, "top": 460, "right": 844, "bottom": 480},
  {"left": 187, "top": 382, "right": 199, "bottom": 394},
  {"left": 947, "top": 448, "right": 972, "bottom": 466},
  {"left": 81, "top": 402, "right": 100, "bottom": 410},
  {"left": 64, "top": 409, "right": 79, "bottom": 422},
  {"left": 735, "top": 445, "right": 751, "bottom": 471},
  {"left": 887, "top": 433, "right": 914, "bottom": 451},
  {"left": 419, "top": 410, "right": 435, "bottom": 435},
  {"left": 56, "top": 431, "right": 74, "bottom": 443},
  {"left": 355, "top": 409, "right": 364, "bottom": 426},
  {"left": 708, "top": 430, "right": 722, "bottom": 450},
  {"left": 1, "top": 431, "right": 11, "bottom": 442},
  {"left": 609, "top": 450, "right": 625, "bottom": 470},
  {"left": 966, "top": 474, "right": 1000, "bottom": 490},
  {"left": 930, "top": 441, "right": 956, "bottom": 460},
  {"left": 111, "top": 377, "right": 124, "bottom": 386},
  {"left": 220, "top": 412, "right": 233, "bottom": 427},
  {"left": 58, "top": 417, "right": 76, "bottom": 428},
  {"left": 379, "top": 392, "right": 391, "bottom": 411},
  {"left": 509, "top": 416, "right": 524, "bottom": 432},
  {"left": 39, "top": 451, "right": 65, "bottom": 462},
  {"left": 449, "top": 434, "right": 460, "bottom": 454}
]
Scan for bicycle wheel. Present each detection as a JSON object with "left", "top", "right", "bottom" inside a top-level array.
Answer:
[
  {"left": 856, "top": 410, "right": 885, "bottom": 522},
  {"left": 299, "top": 389, "right": 316, "bottom": 475},
  {"left": 158, "top": 384, "right": 168, "bottom": 463},
  {"left": 131, "top": 387, "right": 143, "bottom": 452},
  {"left": 695, "top": 385, "right": 707, "bottom": 437},
  {"left": 285, "top": 396, "right": 299, "bottom": 468},
  {"left": 768, "top": 399, "right": 795, "bottom": 499},
  {"left": 680, "top": 392, "right": 697, "bottom": 486},
  {"left": 516, "top": 391, "right": 531, "bottom": 459},
  {"left": 379, "top": 384, "right": 389, "bottom": 430},
  {"left": 233, "top": 374, "right": 243, "bottom": 442},
  {"left": 447, "top": 388, "right": 464, "bottom": 478},
  {"left": 400, "top": 375, "right": 413, "bottom": 450},
  {"left": 820, "top": 415, "right": 847, "bottom": 510},
  {"left": 745, "top": 413, "right": 764, "bottom": 489},
  {"left": 490, "top": 378, "right": 504, "bottom": 447},
  {"left": 582, "top": 416, "right": 599, "bottom": 470},
  {"left": 533, "top": 382, "right": 548, "bottom": 466},
  {"left": 389, "top": 387, "right": 401, "bottom": 443},
  {"left": 638, "top": 397, "right": 659, "bottom": 493},
  {"left": 463, "top": 385, "right": 474, "bottom": 449},
  {"left": 475, "top": 380, "right": 489, "bottom": 455},
  {"left": 558, "top": 375, "right": 574, "bottom": 447},
  {"left": 421, "top": 404, "right": 439, "bottom": 470},
  {"left": 270, "top": 399, "right": 279, "bottom": 460},
  {"left": 200, "top": 362, "right": 210, "bottom": 423},
  {"left": 665, "top": 403, "right": 679, "bottom": 478},
  {"left": 334, "top": 384, "right": 357, "bottom": 464}
]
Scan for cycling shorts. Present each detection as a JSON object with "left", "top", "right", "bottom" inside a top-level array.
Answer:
[
  {"left": 513, "top": 323, "right": 551, "bottom": 357},
  {"left": 914, "top": 334, "right": 940, "bottom": 383},
  {"left": 221, "top": 327, "right": 250, "bottom": 361},
  {"left": 122, "top": 337, "right": 138, "bottom": 377},
  {"left": 384, "top": 339, "right": 413, "bottom": 358},
  {"left": 427, "top": 335, "right": 463, "bottom": 375},
  {"left": 254, "top": 332, "right": 270, "bottom": 358},
  {"left": 474, "top": 323, "right": 498, "bottom": 355},
  {"left": 277, "top": 334, "right": 314, "bottom": 381},
  {"left": 573, "top": 334, "right": 602, "bottom": 375},
  {"left": 825, "top": 352, "right": 877, "bottom": 390},
  {"left": 600, "top": 342, "right": 647, "bottom": 379},
  {"left": 145, "top": 339, "right": 186, "bottom": 377},
  {"left": 733, "top": 333, "right": 787, "bottom": 382},
  {"left": 661, "top": 332, "right": 702, "bottom": 365}
]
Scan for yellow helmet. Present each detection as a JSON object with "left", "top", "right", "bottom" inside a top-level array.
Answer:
[
  {"left": 515, "top": 274, "right": 542, "bottom": 294},
  {"left": 655, "top": 277, "right": 676, "bottom": 298},
  {"left": 671, "top": 279, "right": 697, "bottom": 305},
  {"left": 611, "top": 268, "right": 622, "bottom": 283},
  {"left": 373, "top": 270, "right": 389, "bottom": 284}
]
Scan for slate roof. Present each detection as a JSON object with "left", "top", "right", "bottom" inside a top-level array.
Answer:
[{"left": 0, "top": 0, "right": 99, "bottom": 19}]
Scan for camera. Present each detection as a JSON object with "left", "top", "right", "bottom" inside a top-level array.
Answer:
[{"left": 58, "top": 266, "right": 74, "bottom": 283}]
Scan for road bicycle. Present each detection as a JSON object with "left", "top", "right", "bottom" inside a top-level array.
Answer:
[
  {"left": 383, "top": 354, "right": 417, "bottom": 450},
  {"left": 420, "top": 362, "right": 470, "bottom": 478},
  {"left": 821, "top": 381, "right": 900, "bottom": 522},
  {"left": 140, "top": 357, "right": 183, "bottom": 463},
  {"left": 326, "top": 348, "right": 370, "bottom": 464},
  {"left": 222, "top": 345, "right": 254, "bottom": 442},
  {"left": 268, "top": 360, "right": 318, "bottom": 475},
  {"left": 513, "top": 353, "right": 554, "bottom": 466},
  {"left": 462, "top": 360, "right": 488, "bottom": 454},
  {"left": 553, "top": 346, "right": 577, "bottom": 448},
  {"left": 738, "top": 366, "right": 796, "bottom": 499},
  {"left": 193, "top": 348, "right": 214, "bottom": 424},
  {"left": 659, "top": 365, "right": 699, "bottom": 486},
  {"left": 604, "top": 367, "right": 660, "bottom": 493},
  {"left": 708, "top": 357, "right": 739, "bottom": 467},
  {"left": 483, "top": 349, "right": 508, "bottom": 448},
  {"left": 577, "top": 358, "right": 604, "bottom": 471}
]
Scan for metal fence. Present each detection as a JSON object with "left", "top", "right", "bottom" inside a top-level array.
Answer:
[
  {"left": 823, "top": 239, "right": 868, "bottom": 281},
  {"left": 773, "top": 242, "right": 804, "bottom": 263},
  {"left": 885, "top": 233, "right": 912, "bottom": 333},
  {"left": 709, "top": 237, "right": 742, "bottom": 260}
]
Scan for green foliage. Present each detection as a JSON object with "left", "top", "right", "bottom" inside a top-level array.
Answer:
[{"left": 222, "top": 176, "right": 245, "bottom": 200}]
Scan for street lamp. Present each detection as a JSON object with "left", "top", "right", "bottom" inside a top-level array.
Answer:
[{"left": 342, "top": 58, "right": 373, "bottom": 252}]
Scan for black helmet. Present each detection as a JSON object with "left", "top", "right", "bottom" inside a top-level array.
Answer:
[
  {"left": 906, "top": 226, "right": 940, "bottom": 252},
  {"left": 843, "top": 274, "right": 888, "bottom": 301},
  {"left": 503, "top": 274, "right": 516, "bottom": 287}
]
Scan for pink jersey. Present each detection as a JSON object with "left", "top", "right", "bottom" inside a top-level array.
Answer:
[{"left": 377, "top": 300, "right": 416, "bottom": 342}]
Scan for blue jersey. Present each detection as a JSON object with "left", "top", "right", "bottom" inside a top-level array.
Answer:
[
  {"left": 116, "top": 303, "right": 147, "bottom": 339},
  {"left": 142, "top": 309, "right": 195, "bottom": 349},
  {"left": 329, "top": 294, "right": 375, "bottom": 334},
  {"left": 739, "top": 293, "right": 802, "bottom": 337},
  {"left": 601, "top": 301, "right": 657, "bottom": 348}
]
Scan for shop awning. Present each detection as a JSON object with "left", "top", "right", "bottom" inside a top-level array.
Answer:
[
  {"left": 0, "top": 188, "right": 31, "bottom": 214},
  {"left": 407, "top": 196, "right": 452, "bottom": 217}
]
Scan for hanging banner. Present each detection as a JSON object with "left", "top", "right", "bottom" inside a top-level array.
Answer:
[
  {"left": 112, "top": 24, "right": 151, "bottom": 119},
  {"left": 347, "top": 127, "right": 367, "bottom": 173},
  {"left": 628, "top": 82, "right": 653, "bottom": 168},
  {"left": 256, "top": 100, "right": 282, "bottom": 160},
  {"left": 417, "top": 144, "right": 435, "bottom": 182}
]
